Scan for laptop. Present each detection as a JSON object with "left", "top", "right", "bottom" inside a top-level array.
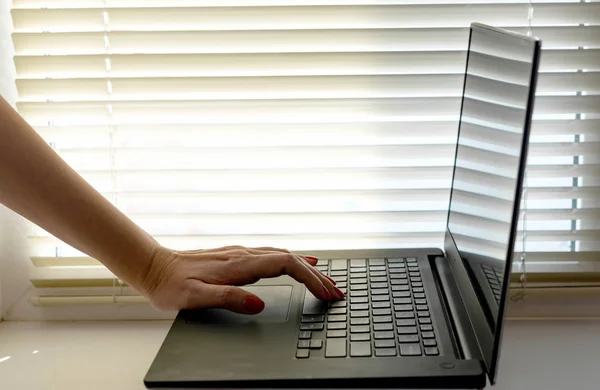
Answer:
[{"left": 144, "top": 23, "right": 541, "bottom": 389}]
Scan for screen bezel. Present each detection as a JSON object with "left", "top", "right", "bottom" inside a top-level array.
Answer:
[{"left": 443, "top": 23, "right": 541, "bottom": 385}]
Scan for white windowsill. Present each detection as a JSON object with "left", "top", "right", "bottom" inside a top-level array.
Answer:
[{"left": 0, "top": 319, "right": 599, "bottom": 390}]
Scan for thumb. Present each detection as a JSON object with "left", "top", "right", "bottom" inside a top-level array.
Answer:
[{"left": 186, "top": 282, "right": 265, "bottom": 314}]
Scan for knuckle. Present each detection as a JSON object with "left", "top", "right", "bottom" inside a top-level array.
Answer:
[{"left": 220, "top": 286, "right": 235, "bottom": 304}]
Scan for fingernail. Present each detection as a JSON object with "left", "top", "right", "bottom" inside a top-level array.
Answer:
[
  {"left": 243, "top": 296, "right": 265, "bottom": 313},
  {"left": 324, "top": 275, "right": 337, "bottom": 285},
  {"left": 305, "top": 255, "right": 319, "bottom": 262},
  {"left": 322, "top": 285, "right": 332, "bottom": 300},
  {"left": 333, "top": 287, "right": 346, "bottom": 299}
]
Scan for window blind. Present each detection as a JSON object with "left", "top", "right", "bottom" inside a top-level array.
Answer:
[{"left": 7, "top": 0, "right": 600, "bottom": 311}]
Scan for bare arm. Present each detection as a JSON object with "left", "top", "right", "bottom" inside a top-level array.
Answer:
[
  {"left": 0, "top": 96, "right": 158, "bottom": 289},
  {"left": 0, "top": 96, "right": 342, "bottom": 312}
]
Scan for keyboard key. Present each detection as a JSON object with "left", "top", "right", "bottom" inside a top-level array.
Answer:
[
  {"left": 418, "top": 318, "right": 432, "bottom": 324},
  {"left": 396, "top": 319, "right": 416, "bottom": 327},
  {"left": 393, "top": 298, "right": 412, "bottom": 305},
  {"left": 392, "top": 285, "right": 410, "bottom": 292},
  {"left": 387, "top": 258, "right": 404, "bottom": 263},
  {"left": 298, "top": 340, "right": 310, "bottom": 348},
  {"left": 331, "top": 270, "right": 347, "bottom": 277},
  {"left": 391, "top": 279, "right": 408, "bottom": 285},
  {"left": 350, "top": 273, "right": 367, "bottom": 279},
  {"left": 372, "top": 301, "right": 391, "bottom": 309},
  {"left": 328, "top": 307, "right": 347, "bottom": 315},
  {"left": 300, "top": 323, "right": 324, "bottom": 331},
  {"left": 373, "top": 323, "right": 393, "bottom": 331},
  {"left": 331, "top": 300, "right": 347, "bottom": 308},
  {"left": 374, "top": 340, "right": 396, "bottom": 348},
  {"left": 374, "top": 331, "right": 395, "bottom": 340},
  {"left": 395, "top": 311, "right": 415, "bottom": 319},
  {"left": 375, "top": 348, "right": 397, "bottom": 357},
  {"left": 372, "top": 295, "right": 391, "bottom": 302},
  {"left": 350, "top": 297, "right": 368, "bottom": 304},
  {"left": 302, "top": 290, "right": 327, "bottom": 315},
  {"left": 369, "top": 266, "right": 386, "bottom": 272},
  {"left": 417, "top": 311, "right": 430, "bottom": 318},
  {"left": 420, "top": 324, "right": 433, "bottom": 332},
  {"left": 350, "top": 325, "right": 370, "bottom": 333},
  {"left": 372, "top": 308, "right": 391, "bottom": 316},
  {"left": 351, "top": 310, "right": 369, "bottom": 318},
  {"left": 400, "top": 344, "right": 422, "bottom": 356},
  {"left": 423, "top": 339, "right": 437, "bottom": 347},
  {"left": 371, "top": 283, "right": 389, "bottom": 289},
  {"left": 296, "top": 349, "right": 310, "bottom": 359},
  {"left": 351, "top": 303, "right": 369, "bottom": 311},
  {"left": 388, "top": 263, "right": 406, "bottom": 269},
  {"left": 371, "top": 289, "right": 389, "bottom": 295},
  {"left": 326, "top": 330, "right": 347, "bottom": 338},
  {"left": 414, "top": 293, "right": 426, "bottom": 299},
  {"left": 373, "top": 316, "right": 392, "bottom": 324},
  {"left": 310, "top": 340, "right": 323, "bottom": 349},
  {"left": 350, "top": 342, "right": 372, "bottom": 357},
  {"left": 416, "top": 305, "right": 429, "bottom": 311},
  {"left": 397, "top": 327, "right": 418, "bottom": 335},
  {"left": 351, "top": 267, "right": 367, "bottom": 273},
  {"left": 350, "top": 318, "right": 370, "bottom": 326},
  {"left": 411, "top": 277, "right": 422, "bottom": 283},
  {"left": 350, "top": 291, "right": 368, "bottom": 297},
  {"left": 389, "top": 269, "right": 407, "bottom": 275},
  {"left": 370, "top": 271, "right": 387, "bottom": 277},
  {"left": 338, "top": 288, "right": 347, "bottom": 294},
  {"left": 425, "top": 347, "right": 440, "bottom": 356},
  {"left": 327, "top": 322, "right": 347, "bottom": 330},
  {"left": 337, "top": 282, "right": 347, "bottom": 289},
  {"left": 406, "top": 257, "right": 417, "bottom": 263},
  {"left": 413, "top": 287, "right": 425, "bottom": 293},
  {"left": 422, "top": 331, "right": 435, "bottom": 339},
  {"left": 301, "top": 315, "right": 325, "bottom": 323},
  {"left": 350, "top": 259, "right": 366, "bottom": 267},
  {"left": 350, "top": 278, "right": 367, "bottom": 285},
  {"left": 392, "top": 291, "right": 411, "bottom": 298},
  {"left": 333, "top": 276, "right": 347, "bottom": 283},
  {"left": 331, "top": 260, "right": 348, "bottom": 271},
  {"left": 394, "top": 304, "right": 413, "bottom": 312},
  {"left": 409, "top": 271, "right": 420, "bottom": 277},
  {"left": 328, "top": 315, "right": 347, "bottom": 322},
  {"left": 398, "top": 335, "right": 419, "bottom": 343},
  {"left": 299, "top": 331, "right": 311, "bottom": 340},
  {"left": 351, "top": 284, "right": 368, "bottom": 291},
  {"left": 325, "top": 339, "right": 347, "bottom": 357},
  {"left": 414, "top": 299, "right": 427, "bottom": 305},
  {"left": 369, "top": 258, "right": 386, "bottom": 266},
  {"left": 351, "top": 333, "right": 371, "bottom": 342},
  {"left": 370, "top": 277, "right": 387, "bottom": 283}
]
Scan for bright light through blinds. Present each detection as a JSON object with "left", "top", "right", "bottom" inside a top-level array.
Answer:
[{"left": 7, "top": 0, "right": 600, "bottom": 308}]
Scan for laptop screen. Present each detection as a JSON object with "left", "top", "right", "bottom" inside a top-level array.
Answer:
[{"left": 445, "top": 24, "right": 540, "bottom": 383}]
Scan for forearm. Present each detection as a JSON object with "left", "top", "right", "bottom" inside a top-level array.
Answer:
[{"left": 0, "top": 96, "right": 158, "bottom": 290}]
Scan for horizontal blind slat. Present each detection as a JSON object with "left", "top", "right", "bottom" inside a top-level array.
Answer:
[
  {"left": 11, "top": 4, "right": 600, "bottom": 32},
  {"left": 14, "top": 49, "right": 600, "bottom": 79},
  {"left": 12, "top": 26, "right": 600, "bottom": 55}
]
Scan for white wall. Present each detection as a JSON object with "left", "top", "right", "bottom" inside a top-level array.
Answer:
[{"left": 0, "top": 0, "right": 31, "bottom": 321}]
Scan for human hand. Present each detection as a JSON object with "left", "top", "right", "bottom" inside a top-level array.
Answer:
[{"left": 140, "top": 245, "right": 345, "bottom": 314}]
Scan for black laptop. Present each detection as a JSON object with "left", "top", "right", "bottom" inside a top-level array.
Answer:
[{"left": 144, "top": 23, "right": 541, "bottom": 389}]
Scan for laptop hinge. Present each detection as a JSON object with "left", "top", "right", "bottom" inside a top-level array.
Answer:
[{"left": 434, "top": 256, "right": 482, "bottom": 361}]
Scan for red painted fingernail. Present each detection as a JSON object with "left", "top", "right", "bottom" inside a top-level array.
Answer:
[
  {"left": 305, "top": 255, "right": 319, "bottom": 262},
  {"left": 243, "top": 296, "right": 265, "bottom": 313},
  {"left": 333, "top": 287, "right": 346, "bottom": 299},
  {"left": 324, "top": 275, "right": 337, "bottom": 285},
  {"left": 322, "top": 285, "right": 332, "bottom": 300}
]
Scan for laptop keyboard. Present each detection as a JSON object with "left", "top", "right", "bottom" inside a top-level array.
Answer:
[
  {"left": 296, "top": 257, "right": 440, "bottom": 359},
  {"left": 482, "top": 264, "right": 505, "bottom": 303}
]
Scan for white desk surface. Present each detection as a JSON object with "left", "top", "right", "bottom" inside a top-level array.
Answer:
[{"left": 1, "top": 319, "right": 599, "bottom": 390}]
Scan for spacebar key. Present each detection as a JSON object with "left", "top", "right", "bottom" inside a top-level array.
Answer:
[
  {"left": 325, "top": 339, "right": 347, "bottom": 358},
  {"left": 302, "top": 289, "right": 327, "bottom": 315}
]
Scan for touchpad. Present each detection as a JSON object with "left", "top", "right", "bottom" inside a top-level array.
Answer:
[{"left": 184, "top": 285, "right": 293, "bottom": 324}]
